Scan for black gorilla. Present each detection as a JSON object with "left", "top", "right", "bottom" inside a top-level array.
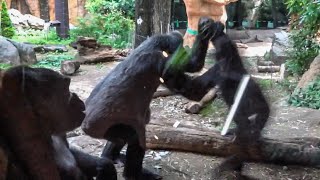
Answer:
[
  {"left": 81, "top": 20, "right": 212, "bottom": 180},
  {"left": 0, "top": 66, "right": 113, "bottom": 180},
  {"left": 163, "top": 17, "right": 270, "bottom": 177}
]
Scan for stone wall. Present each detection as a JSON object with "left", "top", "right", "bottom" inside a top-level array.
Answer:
[{"left": 4, "top": 0, "right": 87, "bottom": 25}]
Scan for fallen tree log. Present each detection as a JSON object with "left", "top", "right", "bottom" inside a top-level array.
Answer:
[
  {"left": 146, "top": 123, "right": 320, "bottom": 167},
  {"left": 75, "top": 48, "right": 128, "bottom": 64},
  {"left": 257, "top": 66, "right": 281, "bottom": 73},
  {"left": 60, "top": 60, "right": 80, "bottom": 75},
  {"left": 257, "top": 60, "right": 275, "bottom": 66}
]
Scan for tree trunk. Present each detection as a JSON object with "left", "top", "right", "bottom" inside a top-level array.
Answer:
[
  {"left": 152, "top": 0, "right": 172, "bottom": 34},
  {"left": 146, "top": 123, "right": 320, "bottom": 167},
  {"left": 38, "top": 0, "right": 49, "bottom": 21},
  {"left": 55, "top": 0, "right": 70, "bottom": 38},
  {"left": 134, "top": 0, "right": 153, "bottom": 48}
]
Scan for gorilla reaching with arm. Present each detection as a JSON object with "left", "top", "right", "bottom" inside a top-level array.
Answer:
[
  {"left": 81, "top": 19, "right": 212, "bottom": 180},
  {"left": 163, "top": 17, "right": 270, "bottom": 177}
]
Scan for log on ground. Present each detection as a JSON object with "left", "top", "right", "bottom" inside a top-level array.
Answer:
[
  {"left": 146, "top": 123, "right": 320, "bottom": 167},
  {"left": 257, "top": 66, "right": 281, "bottom": 73},
  {"left": 60, "top": 60, "right": 81, "bottom": 75}
]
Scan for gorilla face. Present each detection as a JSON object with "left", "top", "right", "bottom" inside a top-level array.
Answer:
[{"left": 1, "top": 66, "right": 85, "bottom": 134}]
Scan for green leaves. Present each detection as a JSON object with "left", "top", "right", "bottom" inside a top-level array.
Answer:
[
  {"left": 1, "top": 0, "right": 15, "bottom": 38},
  {"left": 72, "top": 10, "right": 134, "bottom": 49},
  {"left": 163, "top": 44, "right": 191, "bottom": 74},
  {"left": 288, "top": 77, "right": 320, "bottom": 109},
  {"left": 285, "top": 0, "right": 320, "bottom": 76},
  {"left": 32, "top": 54, "right": 74, "bottom": 69}
]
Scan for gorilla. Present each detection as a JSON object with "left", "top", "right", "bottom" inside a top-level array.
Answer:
[
  {"left": 163, "top": 17, "right": 270, "bottom": 178},
  {"left": 81, "top": 19, "right": 212, "bottom": 180},
  {"left": 0, "top": 66, "right": 113, "bottom": 180}
]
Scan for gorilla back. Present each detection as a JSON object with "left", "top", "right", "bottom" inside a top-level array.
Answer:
[{"left": 82, "top": 31, "right": 183, "bottom": 148}]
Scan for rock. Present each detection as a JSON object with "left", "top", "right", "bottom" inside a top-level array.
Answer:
[
  {"left": 6, "top": 39, "right": 37, "bottom": 65},
  {"left": 297, "top": 55, "right": 320, "bottom": 89},
  {"left": 274, "top": 31, "right": 290, "bottom": 47},
  {"left": 5, "top": 0, "right": 87, "bottom": 26},
  {"left": 9, "top": 9, "right": 29, "bottom": 29},
  {"left": 0, "top": 36, "right": 37, "bottom": 65},
  {"left": 0, "top": 36, "right": 20, "bottom": 65},
  {"left": 269, "top": 31, "right": 290, "bottom": 65},
  {"left": 24, "top": 14, "right": 45, "bottom": 30}
]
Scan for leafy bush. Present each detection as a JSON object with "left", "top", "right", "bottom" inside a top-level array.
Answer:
[
  {"left": 1, "top": 0, "right": 15, "bottom": 38},
  {"left": 86, "top": 0, "right": 135, "bottom": 19},
  {"left": 258, "top": 0, "right": 288, "bottom": 22},
  {"left": 72, "top": 10, "right": 134, "bottom": 48},
  {"left": 288, "top": 77, "right": 320, "bottom": 109},
  {"left": 285, "top": 0, "right": 320, "bottom": 76},
  {"left": 32, "top": 54, "right": 74, "bottom": 69}
]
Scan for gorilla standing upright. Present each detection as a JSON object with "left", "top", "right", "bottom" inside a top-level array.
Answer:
[
  {"left": 163, "top": 17, "right": 270, "bottom": 178},
  {"left": 81, "top": 19, "right": 213, "bottom": 180}
]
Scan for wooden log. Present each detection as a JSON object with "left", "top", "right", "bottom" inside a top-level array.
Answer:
[
  {"left": 257, "top": 60, "right": 274, "bottom": 66},
  {"left": 185, "top": 86, "right": 219, "bottom": 114},
  {"left": 146, "top": 123, "right": 320, "bottom": 167},
  {"left": 153, "top": 89, "right": 175, "bottom": 98},
  {"left": 60, "top": 60, "right": 80, "bottom": 75},
  {"left": 75, "top": 48, "right": 128, "bottom": 64},
  {"left": 257, "top": 66, "right": 281, "bottom": 73}
]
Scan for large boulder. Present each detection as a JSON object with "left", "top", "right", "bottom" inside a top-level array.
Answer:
[
  {"left": 0, "top": 36, "right": 20, "bottom": 65},
  {"left": 9, "top": 9, "right": 45, "bottom": 30},
  {"left": 270, "top": 31, "right": 290, "bottom": 65},
  {"left": 8, "top": 9, "right": 29, "bottom": 29},
  {"left": 0, "top": 36, "right": 37, "bottom": 65},
  {"left": 24, "top": 14, "right": 45, "bottom": 30},
  {"left": 297, "top": 55, "right": 320, "bottom": 89},
  {"left": 6, "top": 39, "right": 37, "bottom": 64}
]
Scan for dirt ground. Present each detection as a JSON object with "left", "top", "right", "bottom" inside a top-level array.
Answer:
[
  {"left": 66, "top": 61, "right": 320, "bottom": 180},
  {"left": 62, "top": 29, "right": 320, "bottom": 180}
]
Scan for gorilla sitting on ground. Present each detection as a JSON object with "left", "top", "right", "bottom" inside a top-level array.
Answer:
[
  {"left": 81, "top": 19, "right": 213, "bottom": 180},
  {"left": 163, "top": 17, "right": 270, "bottom": 178},
  {"left": 0, "top": 66, "right": 114, "bottom": 180}
]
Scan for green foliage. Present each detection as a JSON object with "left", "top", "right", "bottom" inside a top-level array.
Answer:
[
  {"left": 1, "top": 0, "right": 15, "bottom": 38},
  {"left": 32, "top": 54, "right": 74, "bottom": 69},
  {"left": 258, "top": 0, "right": 288, "bottom": 22},
  {"left": 200, "top": 98, "right": 228, "bottom": 118},
  {"left": 285, "top": 0, "right": 320, "bottom": 76},
  {"left": 72, "top": 10, "right": 134, "bottom": 48},
  {"left": 288, "top": 77, "right": 320, "bottom": 109},
  {"left": 86, "top": 0, "right": 135, "bottom": 19},
  {"left": 0, "top": 63, "right": 11, "bottom": 70},
  {"left": 13, "top": 29, "right": 73, "bottom": 45}
]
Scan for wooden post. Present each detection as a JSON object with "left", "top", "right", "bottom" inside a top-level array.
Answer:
[{"left": 55, "top": 0, "right": 69, "bottom": 38}]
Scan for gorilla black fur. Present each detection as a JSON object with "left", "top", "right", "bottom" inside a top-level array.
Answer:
[
  {"left": 163, "top": 17, "right": 270, "bottom": 177},
  {"left": 82, "top": 19, "right": 212, "bottom": 180}
]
